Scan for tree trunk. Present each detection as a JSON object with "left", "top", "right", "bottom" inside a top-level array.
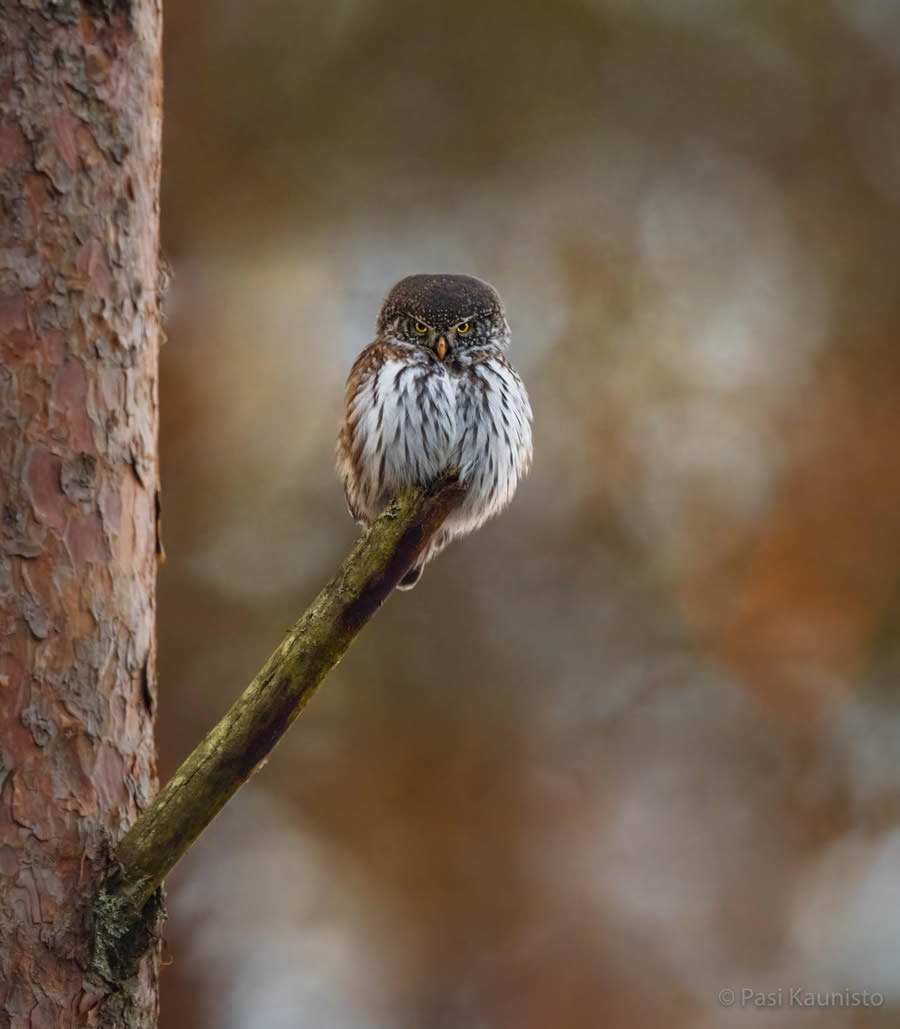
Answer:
[{"left": 0, "top": 2, "right": 162, "bottom": 1026}]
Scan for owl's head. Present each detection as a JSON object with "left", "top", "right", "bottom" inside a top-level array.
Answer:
[{"left": 376, "top": 274, "right": 509, "bottom": 359}]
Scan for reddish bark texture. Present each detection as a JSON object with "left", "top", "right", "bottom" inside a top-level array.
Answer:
[{"left": 0, "top": 2, "right": 162, "bottom": 1026}]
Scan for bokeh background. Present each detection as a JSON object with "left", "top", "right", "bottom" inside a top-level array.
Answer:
[{"left": 157, "top": 2, "right": 900, "bottom": 1026}]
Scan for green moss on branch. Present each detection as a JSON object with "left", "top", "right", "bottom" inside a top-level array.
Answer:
[{"left": 92, "top": 473, "right": 463, "bottom": 976}]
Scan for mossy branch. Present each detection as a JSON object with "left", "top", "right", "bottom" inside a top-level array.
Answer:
[{"left": 92, "top": 472, "right": 464, "bottom": 978}]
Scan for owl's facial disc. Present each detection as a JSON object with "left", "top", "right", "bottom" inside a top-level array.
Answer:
[{"left": 403, "top": 315, "right": 451, "bottom": 360}]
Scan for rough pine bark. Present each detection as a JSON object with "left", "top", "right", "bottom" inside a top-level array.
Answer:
[{"left": 0, "top": 1, "right": 163, "bottom": 1026}]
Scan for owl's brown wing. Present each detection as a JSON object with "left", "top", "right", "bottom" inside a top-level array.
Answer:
[
  {"left": 343, "top": 484, "right": 364, "bottom": 525},
  {"left": 336, "top": 340, "right": 391, "bottom": 525}
]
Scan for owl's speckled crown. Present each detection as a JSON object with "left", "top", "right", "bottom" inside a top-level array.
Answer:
[{"left": 377, "top": 274, "right": 504, "bottom": 332}]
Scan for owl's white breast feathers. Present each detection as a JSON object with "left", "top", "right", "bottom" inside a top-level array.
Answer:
[
  {"left": 338, "top": 344, "right": 532, "bottom": 544},
  {"left": 450, "top": 356, "right": 533, "bottom": 536},
  {"left": 345, "top": 357, "right": 456, "bottom": 510}
]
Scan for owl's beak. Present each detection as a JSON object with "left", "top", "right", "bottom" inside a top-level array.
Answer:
[{"left": 435, "top": 337, "right": 448, "bottom": 361}]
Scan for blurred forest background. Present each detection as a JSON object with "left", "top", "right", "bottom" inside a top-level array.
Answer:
[{"left": 157, "top": 1, "right": 900, "bottom": 1026}]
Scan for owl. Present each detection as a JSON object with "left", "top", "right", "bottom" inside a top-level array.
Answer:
[{"left": 337, "top": 274, "right": 533, "bottom": 589}]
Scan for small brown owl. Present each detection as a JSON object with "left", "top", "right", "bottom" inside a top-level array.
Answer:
[{"left": 336, "top": 274, "right": 533, "bottom": 589}]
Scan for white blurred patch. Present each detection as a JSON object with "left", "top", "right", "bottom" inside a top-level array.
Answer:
[
  {"left": 790, "top": 831, "right": 900, "bottom": 1000},
  {"left": 171, "top": 789, "right": 395, "bottom": 1029},
  {"left": 636, "top": 152, "right": 828, "bottom": 394},
  {"left": 832, "top": 694, "right": 900, "bottom": 808},
  {"left": 607, "top": 151, "right": 831, "bottom": 572},
  {"left": 624, "top": 400, "right": 777, "bottom": 571},
  {"left": 538, "top": 671, "right": 796, "bottom": 994}
]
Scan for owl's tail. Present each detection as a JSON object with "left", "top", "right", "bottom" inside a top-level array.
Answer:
[{"left": 396, "top": 529, "right": 451, "bottom": 591}]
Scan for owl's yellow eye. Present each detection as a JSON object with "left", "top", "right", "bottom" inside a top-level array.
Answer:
[
  {"left": 414, "top": 322, "right": 428, "bottom": 334},
  {"left": 456, "top": 322, "right": 470, "bottom": 335}
]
